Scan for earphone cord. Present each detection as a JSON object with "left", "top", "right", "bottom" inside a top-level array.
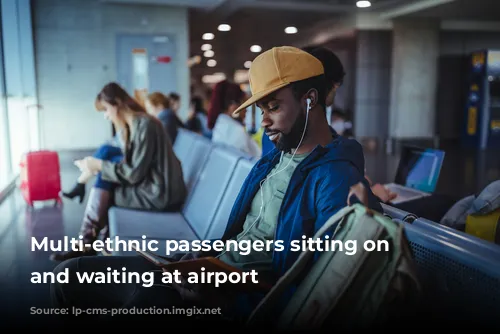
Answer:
[{"left": 216, "top": 102, "right": 311, "bottom": 258}]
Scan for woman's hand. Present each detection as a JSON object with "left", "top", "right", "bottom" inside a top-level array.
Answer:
[{"left": 75, "top": 157, "right": 103, "bottom": 175}]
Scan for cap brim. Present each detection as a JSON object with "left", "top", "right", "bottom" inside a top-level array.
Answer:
[{"left": 232, "top": 82, "right": 291, "bottom": 116}]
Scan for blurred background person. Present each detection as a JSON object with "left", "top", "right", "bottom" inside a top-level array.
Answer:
[
  {"left": 211, "top": 83, "right": 261, "bottom": 158},
  {"left": 330, "top": 107, "right": 354, "bottom": 138},
  {"left": 145, "top": 91, "right": 185, "bottom": 144},
  {"left": 185, "top": 96, "right": 212, "bottom": 138}
]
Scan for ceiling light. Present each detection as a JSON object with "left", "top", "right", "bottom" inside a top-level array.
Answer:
[
  {"left": 285, "top": 26, "right": 298, "bottom": 34},
  {"left": 202, "top": 33, "right": 214, "bottom": 40},
  {"left": 244, "top": 61, "right": 252, "bottom": 69},
  {"left": 207, "top": 59, "right": 217, "bottom": 67},
  {"left": 202, "top": 73, "right": 226, "bottom": 84},
  {"left": 201, "top": 44, "right": 212, "bottom": 51},
  {"left": 250, "top": 45, "right": 262, "bottom": 53},
  {"left": 218, "top": 24, "right": 231, "bottom": 32},
  {"left": 356, "top": 1, "right": 371, "bottom": 8},
  {"left": 204, "top": 50, "right": 214, "bottom": 57},
  {"left": 234, "top": 70, "right": 249, "bottom": 84}
]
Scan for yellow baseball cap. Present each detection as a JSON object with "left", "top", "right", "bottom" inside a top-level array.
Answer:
[{"left": 232, "top": 46, "right": 324, "bottom": 115}]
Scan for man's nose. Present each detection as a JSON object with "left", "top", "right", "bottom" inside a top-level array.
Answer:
[{"left": 261, "top": 112, "right": 272, "bottom": 128}]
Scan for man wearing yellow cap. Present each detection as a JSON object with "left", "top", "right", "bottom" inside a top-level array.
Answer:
[{"left": 50, "top": 47, "right": 382, "bottom": 327}]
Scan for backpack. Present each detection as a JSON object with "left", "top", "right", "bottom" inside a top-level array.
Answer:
[{"left": 246, "top": 183, "right": 422, "bottom": 330}]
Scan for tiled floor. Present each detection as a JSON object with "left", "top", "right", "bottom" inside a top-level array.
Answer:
[
  {"left": 0, "top": 145, "right": 498, "bottom": 328},
  {"left": 0, "top": 150, "right": 92, "bottom": 327}
]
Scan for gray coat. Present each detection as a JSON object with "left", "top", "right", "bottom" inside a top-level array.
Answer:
[{"left": 101, "top": 113, "right": 187, "bottom": 211}]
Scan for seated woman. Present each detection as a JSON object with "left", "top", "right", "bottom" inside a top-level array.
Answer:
[
  {"left": 144, "top": 91, "right": 184, "bottom": 144},
  {"left": 185, "top": 96, "right": 212, "bottom": 139},
  {"left": 62, "top": 98, "right": 137, "bottom": 203},
  {"left": 212, "top": 100, "right": 261, "bottom": 158},
  {"left": 51, "top": 82, "right": 187, "bottom": 262}
]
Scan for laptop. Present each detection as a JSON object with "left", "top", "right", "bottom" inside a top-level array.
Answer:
[{"left": 384, "top": 146, "right": 445, "bottom": 204}]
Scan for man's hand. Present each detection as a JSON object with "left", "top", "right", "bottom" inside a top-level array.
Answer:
[
  {"left": 179, "top": 251, "right": 204, "bottom": 261},
  {"left": 163, "top": 252, "right": 233, "bottom": 310},
  {"left": 163, "top": 267, "right": 228, "bottom": 309}
]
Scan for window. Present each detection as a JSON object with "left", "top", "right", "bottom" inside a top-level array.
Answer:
[
  {"left": 0, "top": 15, "right": 12, "bottom": 191},
  {"left": 0, "top": 0, "right": 39, "bottom": 195}
]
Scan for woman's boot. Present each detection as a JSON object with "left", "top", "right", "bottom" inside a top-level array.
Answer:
[
  {"left": 50, "top": 188, "right": 111, "bottom": 262},
  {"left": 62, "top": 182, "right": 86, "bottom": 203},
  {"left": 62, "top": 167, "right": 94, "bottom": 204}
]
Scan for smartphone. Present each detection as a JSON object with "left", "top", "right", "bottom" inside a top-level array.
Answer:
[{"left": 131, "top": 245, "right": 172, "bottom": 267}]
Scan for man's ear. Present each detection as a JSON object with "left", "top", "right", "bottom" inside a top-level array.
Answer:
[{"left": 305, "top": 88, "right": 319, "bottom": 108}]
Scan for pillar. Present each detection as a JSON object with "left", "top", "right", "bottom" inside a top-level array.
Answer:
[{"left": 389, "top": 19, "right": 440, "bottom": 142}]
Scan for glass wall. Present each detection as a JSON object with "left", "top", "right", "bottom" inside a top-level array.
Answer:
[
  {"left": 0, "top": 9, "right": 11, "bottom": 191},
  {"left": 0, "top": 0, "right": 38, "bottom": 195}
]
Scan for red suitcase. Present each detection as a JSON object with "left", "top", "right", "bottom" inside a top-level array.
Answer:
[{"left": 19, "top": 150, "right": 62, "bottom": 206}]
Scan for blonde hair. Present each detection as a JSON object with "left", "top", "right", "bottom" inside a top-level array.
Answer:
[{"left": 147, "top": 92, "right": 170, "bottom": 109}]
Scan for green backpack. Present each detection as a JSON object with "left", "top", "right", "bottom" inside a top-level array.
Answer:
[{"left": 246, "top": 183, "right": 422, "bottom": 330}]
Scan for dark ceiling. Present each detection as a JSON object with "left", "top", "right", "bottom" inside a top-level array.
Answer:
[
  {"left": 186, "top": 0, "right": 499, "bottom": 79},
  {"left": 187, "top": 0, "right": 413, "bottom": 79},
  {"left": 188, "top": 7, "right": 335, "bottom": 78},
  {"left": 406, "top": 0, "right": 500, "bottom": 21}
]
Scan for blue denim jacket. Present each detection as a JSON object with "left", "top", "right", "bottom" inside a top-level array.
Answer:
[
  {"left": 157, "top": 109, "right": 184, "bottom": 144},
  {"left": 221, "top": 131, "right": 383, "bottom": 317}
]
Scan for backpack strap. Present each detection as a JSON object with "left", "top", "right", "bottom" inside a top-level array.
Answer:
[
  {"left": 246, "top": 205, "right": 356, "bottom": 326},
  {"left": 247, "top": 182, "right": 375, "bottom": 326}
]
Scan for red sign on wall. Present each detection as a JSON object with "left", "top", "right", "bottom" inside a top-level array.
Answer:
[{"left": 155, "top": 56, "right": 171, "bottom": 63}]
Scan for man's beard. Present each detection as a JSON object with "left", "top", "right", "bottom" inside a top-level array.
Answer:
[{"left": 275, "top": 111, "right": 308, "bottom": 154}]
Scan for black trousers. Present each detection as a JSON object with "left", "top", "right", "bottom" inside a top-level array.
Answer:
[{"left": 50, "top": 255, "right": 234, "bottom": 329}]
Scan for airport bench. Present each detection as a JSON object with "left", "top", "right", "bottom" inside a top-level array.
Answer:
[{"left": 108, "top": 130, "right": 255, "bottom": 255}]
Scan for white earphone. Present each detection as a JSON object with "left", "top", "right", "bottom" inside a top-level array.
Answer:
[{"left": 216, "top": 96, "right": 313, "bottom": 258}]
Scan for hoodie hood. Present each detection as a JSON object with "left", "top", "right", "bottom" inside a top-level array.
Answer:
[
  {"left": 303, "top": 134, "right": 365, "bottom": 174},
  {"left": 259, "top": 128, "right": 365, "bottom": 175}
]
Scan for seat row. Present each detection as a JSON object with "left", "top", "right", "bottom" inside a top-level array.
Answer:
[
  {"left": 107, "top": 129, "right": 256, "bottom": 255},
  {"left": 382, "top": 204, "right": 500, "bottom": 323},
  {"left": 108, "top": 128, "right": 500, "bottom": 324}
]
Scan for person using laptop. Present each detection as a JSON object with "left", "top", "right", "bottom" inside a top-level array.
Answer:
[
  {"left": 365, "top": 174, "right": 397, "bottom": 203},
  {"left": 380, "top": 146, "right": 462, "bottom": 222},
  {"left": 384, "top": 146, "right": 446, "bottom": 204},
  {"left": 50, "top": 46, "right": 382, "bottom": 327}
]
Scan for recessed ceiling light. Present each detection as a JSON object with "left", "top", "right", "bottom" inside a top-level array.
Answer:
[
  {"left": 202, "top": 33, "right": 214, "bottom": 40},
  {"left": 218, "top": 24, "right": 231, "bottom": 32},
  {"left": 201, "top": 44, "right": 212, "bottom": 51},
  {"left": 250, "top": 45, "right": 262, "bottom": 53},
  {"left": 356, "top": 1, "right": 371, "bottom": 8},
  {"left": 244, "top": 61, "right": 252, "bottom": 69},
  {"left": 285, "top": 26, "right": 298, "bottom": 34},
  {"left": 204, "top": 50, "right": 214, "bottom": 57},
  {"left": 207, "top": 59, "right": 217, "bottom": 67},
  {"left": 202, "top": 72, "right": 226, "bottom": 84}
]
